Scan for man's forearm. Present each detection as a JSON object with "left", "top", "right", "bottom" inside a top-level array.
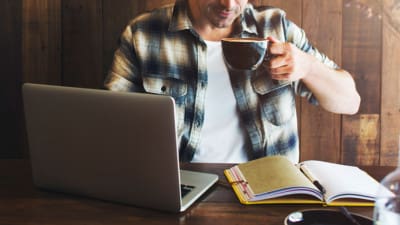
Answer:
[{"left": 301, "top": 60, "right": 361, "bottom": 115}]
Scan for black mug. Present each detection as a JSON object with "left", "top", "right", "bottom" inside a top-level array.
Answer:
[{"left": 221, "top": 37, "right": 269, "bottom": 71}]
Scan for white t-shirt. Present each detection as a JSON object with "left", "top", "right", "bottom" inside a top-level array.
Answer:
[{"left": 192, "top": 40, "right": 249, "bottom": 163}]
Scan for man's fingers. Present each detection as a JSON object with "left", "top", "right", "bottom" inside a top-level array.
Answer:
[
  {"left": 266, "top": 36, "right": 287, "bottom": 55},
  {"left": 270, "top": 63, "right": 293, "bottom": 75},
  {"left": 266, "top": 36, "right": 280, "bottom": 43},
  {"left": 269, "top": 41, "right": 291, "bottom": 55}
]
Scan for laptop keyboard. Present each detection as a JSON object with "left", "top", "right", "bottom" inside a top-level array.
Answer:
[{"left": 180, "top": 184, "right": 195, "bottom": 197}]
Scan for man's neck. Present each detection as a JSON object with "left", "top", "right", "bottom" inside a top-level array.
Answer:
[{"left": 195, "top": 25, "right": 233, "bottom": 41}]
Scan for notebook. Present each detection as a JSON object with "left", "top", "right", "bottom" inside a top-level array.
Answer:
[{"left": 22, "top": 83, "right": 218, "bottom": 212}]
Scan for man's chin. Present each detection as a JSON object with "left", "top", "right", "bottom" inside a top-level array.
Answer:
[{"left": 213, "top": 19, "right": 235, "bottom": 28}]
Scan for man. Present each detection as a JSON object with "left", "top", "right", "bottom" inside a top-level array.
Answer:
[{"left": 104, "top": 0, "right": 361, "bottom": 163}]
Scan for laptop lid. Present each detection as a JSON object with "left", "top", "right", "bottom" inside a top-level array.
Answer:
[{"left": 22, "top": 83, "right": 218, "bottom": 212}]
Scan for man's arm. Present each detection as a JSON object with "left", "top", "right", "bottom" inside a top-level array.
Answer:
[
  {"left": 267, "top": 36, "right": 361, "bottom": 115},
  {"left": 104, "top": 25, "right": 141, "bottom": 92}
]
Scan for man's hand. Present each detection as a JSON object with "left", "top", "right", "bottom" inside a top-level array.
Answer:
[
  {"left": 264, "top": 36, "right": 360, "bottom": 115},
  {"left": 266, "top": 36, "right": 316, "bottom": 82}
]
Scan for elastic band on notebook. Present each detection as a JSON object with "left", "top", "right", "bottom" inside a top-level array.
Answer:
[
  {"left": 230, "top": 180, "right": 249, "bottom": 194},
  {"left": 229, "top": 180, "right": 248, "bottom": 185}
]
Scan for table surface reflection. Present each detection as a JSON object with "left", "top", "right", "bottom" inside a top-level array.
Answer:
[{"left": 0, "top": 159, "right": 393, "bottom": 225}]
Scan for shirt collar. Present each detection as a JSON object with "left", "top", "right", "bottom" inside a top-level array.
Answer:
[
  {"left": 168, "top": 0, "right": 193, "bottom": 32},
  {"left": 234, "top": 4, "right": 260, "bottom": 37}
]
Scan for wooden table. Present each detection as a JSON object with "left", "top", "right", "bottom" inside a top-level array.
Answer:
[{"left": 0, "top": 159, "right": 394, "bottom": 225}]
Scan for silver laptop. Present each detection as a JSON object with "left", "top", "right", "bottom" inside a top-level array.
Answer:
[{"left": 22, "top": 83, "right": 218, "bottom": 212}]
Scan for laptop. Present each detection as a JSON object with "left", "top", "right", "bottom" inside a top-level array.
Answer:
[{"left": 22, "top": 83, "right": 218, "bottom": 212}]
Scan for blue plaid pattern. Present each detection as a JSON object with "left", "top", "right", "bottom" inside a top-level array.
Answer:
[{"left": 104, "top": 0, "right": 338, "bottom": 162}]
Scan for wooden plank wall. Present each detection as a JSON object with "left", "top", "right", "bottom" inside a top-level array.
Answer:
[
  {"left": 342, "top": 0, "right": 382, "bottom": 165},
  {"left": 381, "top": 0, "right": 400, "bottom": 166},
  {"left": 0, "top": 0, "right": 22, "bottom": 158},
  {"left": 2, "top": 0, "right": 400, "bottom": 166}
]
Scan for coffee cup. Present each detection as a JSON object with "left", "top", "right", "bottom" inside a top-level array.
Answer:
[{"left": 221, "top": 37, "right": 268, "bottom": 71}]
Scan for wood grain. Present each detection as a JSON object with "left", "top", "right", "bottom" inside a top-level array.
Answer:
[
  {"left": 145, "top": 0, "right": 175, "bottom": 10},
  {"left": 342, "top": 0, "right": 382, "bottom": 165},
  {"left": 62, "top": 0, "right": 103, "bottom": 88},
  {"left": 258, "top": 0, "right": 302, "bottom": 24},
  {"left": 1, "top": 0, "right": 399, "bottom": 166},
  {"left": 342, "top": 114, "right": 380, "bottom": 165},
  {"left": 0, "top": 160, "right": 392, "bottom": 225},
  {"left": 299, "top": 0, "right": 342, "bottom": 163},
  {"left": 380, "top": 0, "right": 400, "bottom": 166},
  {"left": 0, "top": 0, "right": 22, "bottom": 157},
  {"left": 342, "top": 0, "right": 382, "bottom": 115},
  {"left": 22, "top": 0, "right": 62, "bottom": 84}
]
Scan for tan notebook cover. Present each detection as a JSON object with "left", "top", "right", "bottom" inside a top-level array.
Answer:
[{"left": 224, "top": 156, "right": 379, "bottom": 206}]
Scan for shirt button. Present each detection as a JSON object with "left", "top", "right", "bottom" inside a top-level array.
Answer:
[{"left": 161, "top": 86, "right": 167, "bottom": 92}]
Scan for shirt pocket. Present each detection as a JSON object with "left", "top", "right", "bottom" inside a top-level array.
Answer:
[
  {"left": 252, "top": 77, "right": 295, "bottom": 126},
  {"left": 142, "top": 75, "right": 187, "bottom": 140},
  {"left": 142, "top": 75, "right": 187, "bottom": 105}
]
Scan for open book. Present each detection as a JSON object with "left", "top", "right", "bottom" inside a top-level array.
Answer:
[{"left": 224, "top": 155, "right": 382, "bottom": 206}]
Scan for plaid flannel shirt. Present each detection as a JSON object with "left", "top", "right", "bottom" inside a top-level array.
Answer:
[{"left": 104, "top": 0, "right": 338, "bottom": 162}]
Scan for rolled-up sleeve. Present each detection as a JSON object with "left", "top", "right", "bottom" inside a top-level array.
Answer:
[
  {"left": 283, "top": 18, "right": 339, "bottom": 105},
  {"left": 104, "top": 24, "right": 144, "bottom": 92}
]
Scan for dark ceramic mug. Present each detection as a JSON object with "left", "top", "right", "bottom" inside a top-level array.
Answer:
[{"left": 221, "top": 37, "right": 269, "bottom": 71}]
